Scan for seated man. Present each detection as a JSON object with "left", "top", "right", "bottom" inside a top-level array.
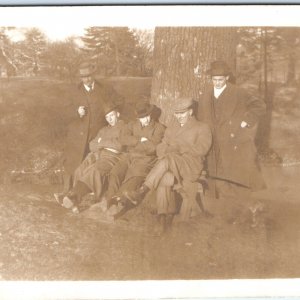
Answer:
[
  {"left": 104, "top": 101, "right": 165, "bottom": 216},
  {"left": 57, "top": 102, "right": 125, "bottom": 213},
  {"left": 124, "top": 97, "right": 212, "bottom": 232}
]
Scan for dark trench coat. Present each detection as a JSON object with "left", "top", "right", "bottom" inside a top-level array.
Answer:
[{"left": 198, "top": 82, "right": 266, "bottom": 190}]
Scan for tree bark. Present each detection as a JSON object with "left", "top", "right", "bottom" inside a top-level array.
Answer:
[{"left": 151, "top": 27, "right": 237, "bottom": 125}]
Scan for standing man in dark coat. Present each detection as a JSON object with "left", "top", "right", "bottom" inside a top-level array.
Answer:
[
  {"left": 55, "top": 62, "right": 122, "bottom": 202},
  {"left": 198, "top": 60, "right": 266, "bottom": 224}
]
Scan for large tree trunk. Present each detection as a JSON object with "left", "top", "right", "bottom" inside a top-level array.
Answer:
[{"left": 151, "top": 27, "right": 237, "bottom": 125}]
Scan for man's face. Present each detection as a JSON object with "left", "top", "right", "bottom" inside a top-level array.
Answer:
[
  {"left": 212, "top": 75, "right": 228, "bottom": 89},
  {"left": 174, "top": 109, "right": 192, "bottom": 125},
  {"left": 105, "top": 110, "right": 119, "bottom": 126},
  {"left": 81, "top": 75, "right": 94, "bottom": 87},
  {"left": 138, "top": 115, "right": 151, "bottom": 127}
]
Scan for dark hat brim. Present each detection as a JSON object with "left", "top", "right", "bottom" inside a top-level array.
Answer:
[
  {"left": 136, "top": 104, "right": 154, "bottom": 118},
  {"left": 206, "top": 68, "right": 230, "bottom": 76}
]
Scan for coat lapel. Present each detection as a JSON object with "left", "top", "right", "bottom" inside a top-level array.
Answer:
[{"left": 216, "top": 83, "right": 238, "bottom": 125}]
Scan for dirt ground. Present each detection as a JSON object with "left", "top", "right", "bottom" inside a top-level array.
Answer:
[
  {"left": 0, "top": 164, "right": 299, "bottom": 280},
  {"left": 0, "top": 79, "right": 299, "bottom": 281}
]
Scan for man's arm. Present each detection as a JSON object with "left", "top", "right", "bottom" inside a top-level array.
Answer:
[
  {"left": 178, "top": 123, "right": 212, "bottom": 157},
  {"left": 134, "top": 123, "right": 166, "bottom": 155},
  {"left": 241, "top": 88, "right": 266, "bottom": 127}
]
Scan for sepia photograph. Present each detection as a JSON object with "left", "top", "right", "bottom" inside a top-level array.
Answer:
[{"left": 0, "top": 5, "right": 300, "bottom": 299}]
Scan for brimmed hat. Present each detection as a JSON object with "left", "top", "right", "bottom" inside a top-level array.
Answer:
[
  {"left": 206, "top": 60, "right": 230, "bottom": 76},
  {"left": 79, "top": 62, "right": 96, "bottom": 77},
  {"left": 103, "top": 101, "right": 118, "bottom": 116},
  {"left": 173, "top": 97, "right": 194, "bottom": 113},
  {"left": 135, "top": 102, "right": 154, "bottom": 118}
]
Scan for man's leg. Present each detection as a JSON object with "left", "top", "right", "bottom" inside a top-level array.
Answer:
[
  {"left": 123, "top": 158, "right": 170, "bottom": 204},
  {"left": 106, "top": 158, "right": 129, "bottom": 199},
  {"left": 155, "top": 172, "right": 177, "bottom": 234},
  {"left": 177, "top": 180, "right": 200, "bottom": 221},
  {"left": 144, "top": 158, "right": 169, "bottom": 190}
]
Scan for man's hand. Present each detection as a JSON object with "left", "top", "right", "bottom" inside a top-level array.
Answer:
[
  {"left": 240, "top": 121, "right": 249, "bottom": 128},
  {"left": 98, "top": 137, "right": 102, "bottom": 143},
  {"left": 140, "top": 137, "right": 148, "bottom": 143},
  {"left": 78, "top": 106, "right": 87, "bottom": 118}
]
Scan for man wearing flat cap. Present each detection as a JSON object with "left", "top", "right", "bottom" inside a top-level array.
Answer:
[
  {"left": 124, "top": 97, "right": 212, "bottom": 232},
  {"left": 55, "top": 61, "right": 122, "bottom": 202},
  {"left": 198, "top": 60, "right": 266, "bottom": 223},
  {"left": 103, "top": 101, "right": 165, "bottom": 216}
]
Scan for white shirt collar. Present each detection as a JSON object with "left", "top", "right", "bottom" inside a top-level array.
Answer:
[
  {"left": 84, "top": 81, "right": 95, "bottom": 92},
  {"left": 214, "top": 84, "right": 227, "bottom": 99}
]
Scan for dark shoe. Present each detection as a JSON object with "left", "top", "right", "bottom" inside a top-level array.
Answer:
[
  {"left": 123, "top": 184, "right": 150, "bottom": 205},
  {"left": 107, "top": 195, "right": 121, "bottom": 210}
]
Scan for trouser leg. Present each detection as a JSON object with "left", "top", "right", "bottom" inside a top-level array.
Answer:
[
  {"left": 106, "top": 159, "right": 128, "bottom": 199},
  {"left": 177, "top": 180, "right": 200, "bottom": 221},
  {"left": 144, "top": 158, "right": 169, "bottom": 190},
  {"left": 63, "top": 173, "right": 73, "bottom": 194},
  {"left": 156, "top": 172, "right": 176, "bottom": 215},
  {"left": 119, "top": 177, "right": 144, "bottom": 194},
  {"left": 72, "top": 180, "right": 92, "bottom": 205}
]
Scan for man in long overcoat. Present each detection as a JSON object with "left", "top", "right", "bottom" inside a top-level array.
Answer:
[
  {"left": 125, "top": 97, "right": 212, "bottom": 232},
  {"left": 55, "top": 62, "right": 122, "bottom": 201},
  {"left": 197, "top": 60, "right": 266, "bottom": 223}
]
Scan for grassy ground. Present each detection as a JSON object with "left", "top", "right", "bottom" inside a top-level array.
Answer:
[{"left": 0, "top": 78, "right": 299, "bottom": 280}]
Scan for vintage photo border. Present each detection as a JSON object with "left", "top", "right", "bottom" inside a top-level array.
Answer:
[{"left": 0, "top": 5, "right": 299, "bottom": 300}]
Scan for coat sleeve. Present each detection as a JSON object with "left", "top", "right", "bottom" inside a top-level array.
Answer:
[
  {"left": 119, "top": 122, "right": 139, "bottom": 147},
  {"left": 89, "top": 127, "right": 105, "bottom": 152},
  {"left": 178, "top": 123, "right": 212, "bottom": 157},
  {"left": 134, "top": 123, "right": 165, "bottom": 155},
  {"left": 241, "top": 88, "right": 266, "bottom": 127}
]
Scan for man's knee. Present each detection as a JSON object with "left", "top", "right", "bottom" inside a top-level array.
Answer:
[{"left": 158, "top": 171, "right": 174, "bottom": 187}]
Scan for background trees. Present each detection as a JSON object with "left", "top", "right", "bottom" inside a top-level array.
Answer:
[
  {"left": 151, "top": 27, "right": 237, "bottom": 125},
  {"left": 80, "top": 27, "right": 149, "bottom": 76}
]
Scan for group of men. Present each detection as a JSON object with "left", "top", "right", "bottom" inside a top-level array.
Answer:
[{"left": 55, "top": 59, "right": 266, "bottom": 234}]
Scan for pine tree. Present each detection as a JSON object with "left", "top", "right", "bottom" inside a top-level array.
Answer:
[{"left": 81, "top": 27, "right": 141, "bottom": 76}]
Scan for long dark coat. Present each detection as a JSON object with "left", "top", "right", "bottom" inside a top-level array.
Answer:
[
  {"left": 63, "top": 80, "right": 121, "bottom": 175},
  {"left": 198, "top": 82, "right": 266, "bottom": 190}
]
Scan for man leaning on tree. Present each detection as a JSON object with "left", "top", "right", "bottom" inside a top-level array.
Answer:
[{"left": 197, "top": 60, "right": 266, "bottom": 225}]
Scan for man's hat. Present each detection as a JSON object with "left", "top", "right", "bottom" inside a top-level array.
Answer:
[
  {"left": 173, "top": 97, "right": 194, "bottom": 113},
  {"left": 79, "top": 62, "right": 96, "bottom": 77},
  {"left": 206, "top": 60, "right": 230, "bottom": 76},
  {"left": 103, "top": 101, "right": 118, "bottom": 116},
  {"left": 135, "top": 102, "right": 154, "bottom": 118}
]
